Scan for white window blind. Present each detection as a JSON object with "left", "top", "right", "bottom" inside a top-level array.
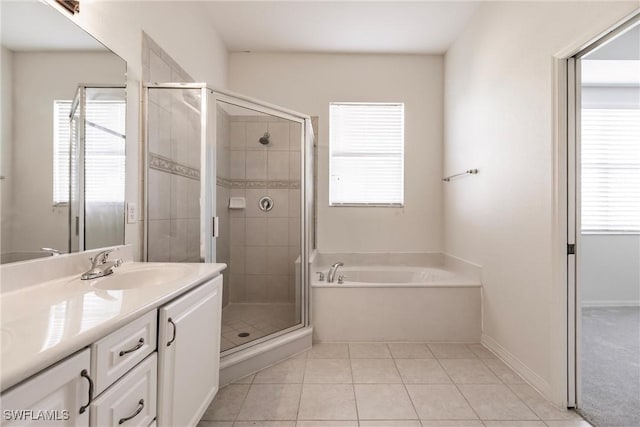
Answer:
[
  {"left": 581, "top": 108, "right": 640, "bottom": 233},
  {"left": 53, "top": 100, "right": 126, "bottom": 204},
  {"left": 329, "top": 103, "right": 404, "bottom": 205},
  {"left": 53, "top": 101, "right": 72, "bottom": 205}
]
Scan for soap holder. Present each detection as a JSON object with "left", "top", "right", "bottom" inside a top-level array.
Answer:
[{"left": 229, "top": 197, "right": 246, "bottom": 209}]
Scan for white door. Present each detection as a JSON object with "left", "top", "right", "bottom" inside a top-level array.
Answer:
[
  {"left": 1, "top": 349, "right": 91, "bottom": 427},
  {"left": 157, "top": 276, "right": 223, "bottom": 427}
]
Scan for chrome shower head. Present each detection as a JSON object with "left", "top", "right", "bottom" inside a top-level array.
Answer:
[{"left": 259, "top": 132, "right": 270, "bottom": 145}]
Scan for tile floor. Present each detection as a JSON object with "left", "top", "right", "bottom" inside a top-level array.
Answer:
[
  {"left": 221, "top": 303, "right": 298, "bottom": 351},
  {"left": 199, "top": 343, "right": 590, "bottom": 427}
]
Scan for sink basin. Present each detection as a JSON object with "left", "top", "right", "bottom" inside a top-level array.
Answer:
[{"left": 89, "top": 264, "right": 194, "bottom": 290}]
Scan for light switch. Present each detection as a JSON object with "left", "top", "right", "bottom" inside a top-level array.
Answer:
[{"left": 127, "top": 202, "right": 137, "bottom": 224}]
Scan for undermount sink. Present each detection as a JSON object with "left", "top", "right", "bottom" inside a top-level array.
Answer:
[{"left": 88, "top": 264, "right": 194, "bottom": 290}]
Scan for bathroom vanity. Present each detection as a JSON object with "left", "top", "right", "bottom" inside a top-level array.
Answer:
[{"left": 0, "top": 251, "right": 226, "bottom": 427}]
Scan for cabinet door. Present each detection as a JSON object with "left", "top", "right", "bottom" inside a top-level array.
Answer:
[
  {"left": 1, "top": 349, "right": 91, "bottom": 427},
  {"left": 157, "top": 275, "right": 222, "bottom": 427}
]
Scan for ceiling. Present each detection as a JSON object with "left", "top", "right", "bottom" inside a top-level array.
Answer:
[
  {"left": 1, "top": 1, "right": 105, "bottom": 51},
  {"left": 205, "top": 1, "right": 480, "bottom": 54}
]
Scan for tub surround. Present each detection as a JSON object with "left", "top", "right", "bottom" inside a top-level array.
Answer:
[
  {"left": 0, "top": 247, "right": 226, "bottom": 391},
  {"left": 311, "top": 252, "right": 482, "bottom": 342}
]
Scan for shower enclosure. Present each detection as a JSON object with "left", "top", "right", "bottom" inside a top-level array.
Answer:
[
  {"left": 69, "top": 85, "right": 126, "bottom": 252},
  {"left": 144, "top": 84, "right": 313, "bottom": 357}
]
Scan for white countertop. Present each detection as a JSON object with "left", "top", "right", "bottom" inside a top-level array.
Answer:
[{"left": 0, "top": 261, "right": 226, "bottom": 391}]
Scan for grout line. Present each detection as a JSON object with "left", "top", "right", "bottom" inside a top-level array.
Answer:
[
  {"left": 432, "top": 343, "right": 483, "bottom": 422},
  {"left": 389, "top": 343, "right": 421, "bottom": 422}
]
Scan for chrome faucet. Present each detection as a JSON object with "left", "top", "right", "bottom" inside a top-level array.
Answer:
[
  {"left": 81, "top": 249, "right": 123, "bottom": 280},
  {"left": 327, "top": 262, "right": 344, "bottom": 283}
]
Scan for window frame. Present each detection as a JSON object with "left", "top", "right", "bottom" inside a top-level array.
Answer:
[{"left": 328, "top": 101, "right": 405, "bottom": 207}]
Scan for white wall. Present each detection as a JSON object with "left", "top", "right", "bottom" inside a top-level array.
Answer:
[
  {"left": 229, "top": 53, "right": 443, "bottom": 252},
  {"left": 443, "top": 1, "right": 638, "bottom": 404},
  {"left": 581, "top": 234, "right": 640, "bottom": 306},
  {"left": 0, "top": 46, "right": 13, "bottom": 252},
  {"left": 8, "top": 51, "right": 124, "bottom": 253},
  {"left": 49, "top": 0, "right": 228, "bottom": 258}
]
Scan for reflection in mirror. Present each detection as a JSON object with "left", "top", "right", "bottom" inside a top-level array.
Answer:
[{"left": 0, "top": 1, "right": 126, "bottom": 263}]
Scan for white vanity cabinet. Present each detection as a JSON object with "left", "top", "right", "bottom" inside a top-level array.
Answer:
[
  {"left": 0, "top": 349, "right": 91, "bottom": 426},
  {"left": 157, "top": 275, "right": 223, "bottom": 427}
]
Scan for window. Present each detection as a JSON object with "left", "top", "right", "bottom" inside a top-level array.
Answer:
[
  {"left": 329, "top": 102, "right": 404, "bottom": 205},
  {"left": 581, "top": 108, "right": 640, "bottom": 233},
  {"left": 53, "top": 99, "right": 126, "bottom": 205},
  {"left": 53, "top": 101, "right": 72, "bottom": 205}
]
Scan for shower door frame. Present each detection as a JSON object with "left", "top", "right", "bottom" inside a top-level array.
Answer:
[{"left": 143, "top": 83, "right": 313, "bottom": 354}]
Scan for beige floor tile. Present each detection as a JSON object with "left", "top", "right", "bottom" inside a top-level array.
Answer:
[
  {"left": 458, "top": 384, "right": 538, "bottom": 421},
  {"left": 197, "top": 422, "right": 233, "bottom": 427},
  {"left": 439, "top": 359, "right": 501, "bottom": 384},
  {"left": 388, "top": 343, "right": 435, "bottom": 359},
  {"left": 428, "top": 343, "right": 476, "bottom": 359},
  {"left": 201, "top": 384, "right": 249, "bottom": 421},
  {"left": 354, "top": 384, "right": 417, "bottom": 420},
  {"left": 508, "top": 385, "right": 583, "bottom": 421},
  {"left": 304, "top": 358, "right": 352, "bottom": 383},
  {"left": 420, "top": 422, "right": 484, "bottom": 427},
  {"left": 394, "top": 359, "right": 452, "bottom": 384},
  {"left": 349, "top": 343, "right": 392, "bottom": 358},
  {"left": 233, "top": 374, "right": 256, "bottom": 384},
  {"left": 297, "top": 384, "right": 358, "bottom": 420},
  {"left": 482, "top": 359, "right": 525, "bottom": 384},
  {"left": 405, "top": 384, "right": 478, "bottom": 420},
  {"left": 235, "top": 423, "right": 296, "bottom": 427},
  {"left": 253, "top": 358, "right": 306, "bottom": 384},
  {"left": 236, "top": 384, "right": 302, "bottom": 421},
  {"left": 296, "top": 422, "right": 358, "bottom": 427},
  {"left": 359, "top": 421, "right": 422, "bottom": 427},
  {"left": 482, "top": 422, "right": 547, "bottom": 427},
  {"left": 467, "top": 344, "right": 497, "bottom": 359},
  {"left": 308, "top": 343, "right": 350, "bottom": 358},
  {"left": 543, "top": 421, "right": 593, "bottom": 427},
  {"left": 351, "top": 359, "right": 402, "bottom": 383}
]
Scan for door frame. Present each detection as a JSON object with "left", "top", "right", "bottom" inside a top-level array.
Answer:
[{"left": 556, "top": 11, "right": 640, "bottom": 409}]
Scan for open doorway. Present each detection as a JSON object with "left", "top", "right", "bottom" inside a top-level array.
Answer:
[{"left": 568, "top": 15, "right": 640, "bottom": 427}]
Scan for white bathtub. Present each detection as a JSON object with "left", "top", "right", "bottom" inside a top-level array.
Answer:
[
  {"left": 313, "top": 266, "right": 477, "bottom": 287},
  {"left": 311, "top": 253, "right": 482, "bottom": 342}
]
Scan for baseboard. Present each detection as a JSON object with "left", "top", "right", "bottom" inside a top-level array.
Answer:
[
  {"left": 481, "top": 333, "right": 551, "bottom": 398},
  {"left": 581, "top": 300, "right": 640, "bottom": 307}
]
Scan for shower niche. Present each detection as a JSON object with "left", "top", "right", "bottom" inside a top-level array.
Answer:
[{"left": 144, "top": 84, "right": 313, "bottom": 360}]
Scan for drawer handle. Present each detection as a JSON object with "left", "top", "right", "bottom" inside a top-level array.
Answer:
[
  {"left": 167, "top": 318, "right": 176, "bottom": 347},
  {"left": 119, "top": 338, "right": 145, "bottom": 356},
  {"left": 79, "top": 369, "right": 94, "bottom": 414},
  {"left": 118, "top": 399, "right": 144, "bottom": 425}
]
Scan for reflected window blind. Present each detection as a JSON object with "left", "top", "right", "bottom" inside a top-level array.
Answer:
[
  {"left": 53, "top": 101, "right": 72, "bottom": 205},
  {"left": 582, "top": 108, "right": 640, "bottom": 233},
  {"left": 53, "top": 100, "right": 126, "bottom": 204},
  {"left": 329, "top": 103, "right": 404, "bottom": 205}
]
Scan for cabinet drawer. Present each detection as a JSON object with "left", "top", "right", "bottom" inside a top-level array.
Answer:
[
  {"left": 90, "top": 353, "right": 157, "bottom": 427},
  {"left": 91, "top": 310, "right": 157, "bottom": 395}
]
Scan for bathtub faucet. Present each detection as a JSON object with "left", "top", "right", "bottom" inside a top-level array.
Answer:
[{"left": 327, "top": 262, "right": 344, "bottom": 283}]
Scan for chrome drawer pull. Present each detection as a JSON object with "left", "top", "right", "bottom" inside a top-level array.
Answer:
[
  {"left": 119, "top": 338, "right": 144, "bottom": 356},
  {"left": 118, "top": 399, "right": 144, "bottom": 425},
  {"left": 79, "top": 370, "right": 93, "bottom": 414},
  {"left": 167, "top": 318, "right": 177, "bottom": 347}
]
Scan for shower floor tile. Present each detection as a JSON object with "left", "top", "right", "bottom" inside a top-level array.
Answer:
[{"left": 220, "top": 302, "right": 298, "bottom": 351}]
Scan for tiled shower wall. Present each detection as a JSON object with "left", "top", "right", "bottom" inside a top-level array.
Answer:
[
  {"left": 144, "top": 33, "right": 201, "bottom": 264},
  {"left": 222, "top": 116, "right": 302, "bottom": 304}
]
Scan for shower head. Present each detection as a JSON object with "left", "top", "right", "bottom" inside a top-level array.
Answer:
[{"left": 259, "top": 132, "right": 270, "bottom": 145}]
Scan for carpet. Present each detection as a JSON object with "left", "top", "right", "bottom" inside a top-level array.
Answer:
[{"left": 580, "top": 306, "right": 640, "bottom": 427}]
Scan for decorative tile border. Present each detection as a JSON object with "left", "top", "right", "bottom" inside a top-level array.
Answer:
[
  {"left": 216, "top": 177, "right": 300, "bottom": 189},
  {"left": 149, "top": 153, "right": 200, "bottom": 180}
]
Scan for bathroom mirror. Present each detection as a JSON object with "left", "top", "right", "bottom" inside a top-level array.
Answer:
[{"left": 0, "top": 1, "right": 127, "bottom": 263}]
